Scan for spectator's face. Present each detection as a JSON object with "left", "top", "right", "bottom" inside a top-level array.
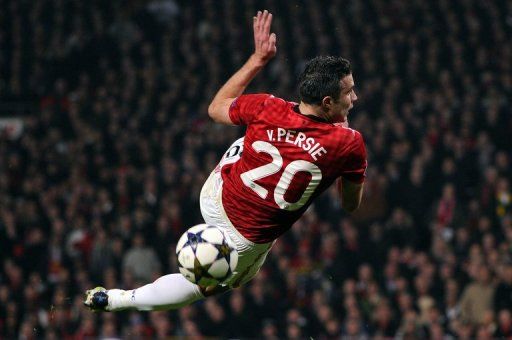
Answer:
[
  {"left": 101, "top": 320, "right": 117, "bottom": 337},
  {"left": 398, "top": 293, "right": 413, "bottom": 311},
  {"left": 498, "top": 310, "right": 511, "bottom": 326},
  {"left": 478, "top": 266, "right": 491, "bottom": 284},
  {"left": 344, "top": 294, "right": 358, "bottom": 310},
  {"left": 287, "top": 324, "right": 302, "bottom": 339},
  {"left": 358, "top": 264, "right": 373, "bottom": 281},
  {"left": 343, "top": 279, "right": 356, "bottom": 294},
  {"left": 345, "top": 317, "right": 361, "bottom": 335},
  {"left": 384, "top": 263, "right": 398, "bottom": 279},
  {"left": 403, "top": 311, "right": 418, "bottom": 333},
  {"left": 230, "top": 292, "right": 244, "bottom": 313},
  {"left": 430, "top": 324, "right": 444, "bottom": 338},
  {"left": 375, "top": 304, "right": 392, "bottom": 322},
  {"left": 414, "top": 276, "right": 429, "bottom": 295},
  {"left": 506, "top": 227, "right": 512, "bottom": 242},
  {"left": 133, "top": 234, "right": 144, "bottom": 247},
  {"left": 502, "top": 265, "right": 512, "bottom": 283},
  {"left": 440, "top": 263, "right": 454, "bottom": 280},
  {"left": 317, "top": 305, "right": 332, "bottom": 323},
  {"left": 456, "top": 228, "right": 469, "bottom": 244},
  {"left": 395, "top": 277, "right": 409, "bottom": 292},
  {"left": 326, "top": 318, "right": 341, "bottom": 335},
  {"left": 476, "top": 326, "right": 492, "bottom": 339}
]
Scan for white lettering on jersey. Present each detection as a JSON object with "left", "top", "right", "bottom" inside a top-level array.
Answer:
[
  {"left": 304, "top": 137, "right": 314, "bottom": 151},
  {"left": 241, "top": 141, "right": 322, "bottom": 211},
  {"left": 285, "top": 130, "right": 296, "bottom": 143},
  {"left": 267, "top": 129, "right": 274, "bottom": 141},
  {"left": 310, "top": 146, "right": 327, "bottom": 160},
  {"left": 268, "top": 128, "right": 327, "bottom": 161},
  {"left": 277, "top": 128, "right": 286, "bottom": 141},
  {"left": 294, "top": 132, "right": 306, "bottom": 148}
]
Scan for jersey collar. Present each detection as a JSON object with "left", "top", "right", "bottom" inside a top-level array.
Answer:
[{"left": 292, "top": 104, "right": 330, "bottom": 123}]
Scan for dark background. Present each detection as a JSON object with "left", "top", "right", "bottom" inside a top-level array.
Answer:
[{"left": 0, "top": 0, "right": 511, "bottom": 338}]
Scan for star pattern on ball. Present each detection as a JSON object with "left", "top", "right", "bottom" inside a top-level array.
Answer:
[
  {"left": 216, "top": 243, "right": 232, "bottom": 262},
  {"left": 176, "top": 224, "right": 238, "bottom": 285},
  {"left": 192, "top": 258, "right": 215, "bottom": 279},
  {"left": 186, "top": 230, "right": 204, "bottom": 251}
]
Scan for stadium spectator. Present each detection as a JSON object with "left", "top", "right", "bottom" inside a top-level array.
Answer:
[
  {"left": 459, "top": 265, "right": 495, "bottom": 325},
  {"left": 122, "top": 232, "right": 162, "bottom": 283}
]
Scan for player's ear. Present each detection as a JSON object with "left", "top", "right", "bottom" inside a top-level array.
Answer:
[{"left": 321, "top": 96, "right": 332, "bottom": 112}]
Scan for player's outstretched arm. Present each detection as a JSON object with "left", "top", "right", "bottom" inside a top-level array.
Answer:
[{"left": 208, "top": 10, "right": 277, "bottom": 124}]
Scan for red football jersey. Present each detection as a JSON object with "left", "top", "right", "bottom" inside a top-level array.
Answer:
[{"left": 221, "top": 94, "right": 367, "bottom": 243}]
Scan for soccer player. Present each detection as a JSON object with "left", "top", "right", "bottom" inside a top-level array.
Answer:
[{"left": 84, "top": 10, "right": 366, "bottom": 312}]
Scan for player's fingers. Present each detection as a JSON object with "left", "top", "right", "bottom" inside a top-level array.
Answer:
[
  {"left": 269, "top": 32, "right": 277, "bottom": 49},
  {"left": 253, "top": 16, "right": 258, "bottom": 43},
  {"left": 269, "top": 36, "right": 277, "bottom": 55},
  {"left": 254, "top": 14, "right": 263, "bottom": 47},
  {"left": 263, "top": 11, "right": 272, "bottom": 36},
  {"left": 253, "top": 11, "right": 260, "bottom": 33},
  {"left": 258, "top": 10, "right": 266, "bottom": 33},
  {"left": 254, "top": 11, "right": 261, "bottom": 31},
  {"left": 260, "top": 11, "right": 268, "bottom": 38}
]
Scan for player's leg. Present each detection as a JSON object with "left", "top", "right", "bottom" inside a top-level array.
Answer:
[
  {"left": 84, "top": 245, "right": 235, "bottom": 311},
  {"left": 217, "top": 222, "right": 274, "bottom": 288},
  {"left": 84, "top": 273, "right": 204, "bottom": 311},
  {"left": 84, "top": 138, "right": 246, "bottom": 312},
  {"left": 83, "top": 237, "right": 271, "bottom": 312}
]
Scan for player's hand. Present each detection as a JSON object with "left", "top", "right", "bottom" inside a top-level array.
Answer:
[{"left": 252, "top": 10, "right": 277, "bottom": 65}]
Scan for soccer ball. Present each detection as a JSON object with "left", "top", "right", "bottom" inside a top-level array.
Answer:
[{"left": 176, "top": 224, "right": 238, "bottom": 286}]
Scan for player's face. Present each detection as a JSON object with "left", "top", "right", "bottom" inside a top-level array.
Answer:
[{"left": 332, "top": 74, "right": 357, "bottom": 120}]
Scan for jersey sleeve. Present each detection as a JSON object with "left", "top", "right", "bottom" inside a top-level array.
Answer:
[
  {"left": 228, "top": 94, "right": 272, "bottom": 125},
  {"left": 340, "top": 131, "right": 367, "bottom": 184}
]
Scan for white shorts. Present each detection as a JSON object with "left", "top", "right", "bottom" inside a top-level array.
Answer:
[{"left": 199, "top": 137, "right": 273, "bottom": 288}]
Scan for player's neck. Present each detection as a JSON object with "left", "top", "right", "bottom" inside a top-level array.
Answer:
[{"left": 298, "top": 102, "right": 329, "bottom": 121}]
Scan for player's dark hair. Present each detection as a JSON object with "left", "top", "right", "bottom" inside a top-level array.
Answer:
[{"left": 299, "top": 56, "right": 352, "bottom": 105}]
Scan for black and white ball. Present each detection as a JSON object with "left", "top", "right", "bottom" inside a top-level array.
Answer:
[{"left": 176, "top": 224, "right": 238, "bottom": 286}]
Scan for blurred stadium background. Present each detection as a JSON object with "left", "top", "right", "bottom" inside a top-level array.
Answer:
[{"left": 1, "top": 0, "right": 512, "bottom": 338}]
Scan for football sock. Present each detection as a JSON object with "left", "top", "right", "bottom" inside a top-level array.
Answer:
[{"left": 108, "top": 274, "right": 204, "bottom": 311}]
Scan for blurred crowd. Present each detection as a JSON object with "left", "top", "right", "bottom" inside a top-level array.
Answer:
[{"left": 1, "top": 0, "right": 512, "bottom": 338}]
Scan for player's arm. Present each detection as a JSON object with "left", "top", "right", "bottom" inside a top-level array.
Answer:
[
  {"left": 207, "top": 10, "right": 277, "bottom": 124},
  {"left": 336, "top": 177, "right": 364, "bottom": 213},
  {"left": 336, "top": 131, "right": 367, "bottom": 213}
]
